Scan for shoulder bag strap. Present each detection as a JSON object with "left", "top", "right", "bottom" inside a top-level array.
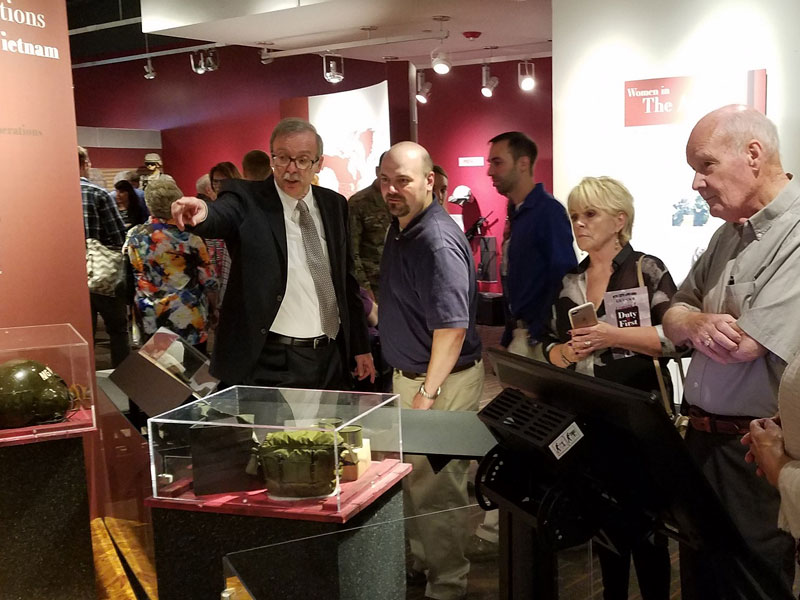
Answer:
[{"left": 637, "top": 255, "right": 674, "bottom": 417}]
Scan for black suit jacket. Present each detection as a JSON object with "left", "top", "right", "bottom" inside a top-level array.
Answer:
[{"left": 192, "top": 176, "right": 370, "bottom": 384}]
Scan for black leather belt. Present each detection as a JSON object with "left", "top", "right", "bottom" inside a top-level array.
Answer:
[
  {"left": 267, "top": 333, "right": 331, "bottom": 349},
  {"left": 686, "top": 405, "right": 757, "bottom": 435},
  {"left": 397, "top": 359, "right": 480, "bottom": 380}
]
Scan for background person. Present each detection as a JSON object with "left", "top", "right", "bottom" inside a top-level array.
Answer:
[
  {"left": 487, "top": 131, "right": 576, "bottom": 358},
  {"left": 113, "top": 180, "right": 148, "bottom": 230},
  {"left": 195, "top": 173, "right": 216, "bottom": 203},
  {"left": 79, "top": 146, "right": 130, "bottom": 368},
  {"left": 209, "top": 161, "right": 242, "bottom": 196},
  {"left": 348, "top": 152, "right": 390, "bottom": 301},
  {"left": 433, "top": 164, "right": 448, "bottom": 206},
  {"left": 742, "top": 351, "right": 800, "bottom": 543},
  {"left": 125, "top": 178, "right": 218, "bottom": 355},
  {"left": 541, "top": 176, "right": 677, "bottom": 600},
  {"left": 242, "top": 149, "right": 272, "bottom": 181},
  {"left": 111, "top": 170, "right": 149, "bottom": 219}
]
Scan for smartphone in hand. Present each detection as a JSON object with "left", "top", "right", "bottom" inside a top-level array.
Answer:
[{"left": 568, "top": 301, "right": 598, "bottom": 329}]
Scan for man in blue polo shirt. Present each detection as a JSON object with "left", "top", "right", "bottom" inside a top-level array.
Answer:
[
  {"left": 379, "top": 141, "right": 484, "bottom": 600},
  {"left": 487, "top": 131, "right": 576, "bottom": 357}
]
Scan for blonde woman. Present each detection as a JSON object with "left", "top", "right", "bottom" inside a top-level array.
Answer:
[{"left": 541, "top": 176, "right": 678, "bottom": 600}]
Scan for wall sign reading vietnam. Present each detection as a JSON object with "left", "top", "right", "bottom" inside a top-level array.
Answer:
[
  {"left": 0, "top": 1, "right": 58, "bottom": 60},
  {"left": 0, "top": 0, "right": 92, "bottom": 338}
]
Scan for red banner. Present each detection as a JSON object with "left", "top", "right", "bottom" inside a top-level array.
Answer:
[{"left": 624, "top": 76, "right": 692, "bottom": 127}]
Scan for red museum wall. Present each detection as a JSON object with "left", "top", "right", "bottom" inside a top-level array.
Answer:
[{"left": 73, "top": 51, "right": 554, "bottom": 288}]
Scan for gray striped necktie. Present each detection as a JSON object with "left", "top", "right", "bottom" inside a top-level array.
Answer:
[{"left": 296, "top": 198, "right": 339, "bottom": 339}]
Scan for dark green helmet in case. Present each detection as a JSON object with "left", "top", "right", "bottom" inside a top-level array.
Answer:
[{"left": 0, "top": 359, "right": 73, "bottom": 429}]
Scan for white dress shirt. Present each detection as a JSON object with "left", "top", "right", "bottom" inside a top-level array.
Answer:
[{"left": 269, "top": 180, "right": 340, "bottom": 338}]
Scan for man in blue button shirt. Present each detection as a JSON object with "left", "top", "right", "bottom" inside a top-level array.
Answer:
[
  {"left": 379, "top": 141, "right": 484, "bottom": 600},
  {"left": 487, "top": 132, "right": 576, "bottom": 357}
]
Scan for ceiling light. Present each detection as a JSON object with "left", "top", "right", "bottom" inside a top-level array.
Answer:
[
  {"left": 481, "top": 64, "right": 499, "bottom": 98},
  {"left": 518, "top": 61, "right": 535, "bottom": 91},
  {"left": 204, "top": 48, "right": 219, "bottom": 72},
  {"left": 143, "top": 58, "right": 156, "bottom": 80},
  {"left": 260, "top": 48, "right": 274, "bottom": 65},
  {"left": 415, "top": 71, "right": 432, "bottom": 104},
  {"left": 190, "top": 51, "right": 206, "bottom": 74},
  {"left": 431, "top": 49, "right": 451, "bottom": 75},
  {"left": 142, "top": 33, "right": 156, "bottom": 80},
  {"left": 323, "top": 53, "right": 344, "bottom": 84},
  {"left": 430, "top": 15, "right": 451, "bottom": 75},
  {"left": 190, "top": 49, "right": 219, "bottom": 74}
]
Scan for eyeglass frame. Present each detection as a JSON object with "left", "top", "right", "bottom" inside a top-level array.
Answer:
[
  {"left": 271, "top": 154, "right": 320, "bottom": 170},
  {"left": 210, "top": 177, "right": 226, "bottom": 190}
]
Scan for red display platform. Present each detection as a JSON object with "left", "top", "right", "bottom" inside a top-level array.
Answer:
[
  {"left": 146, "top": 458, "right": 411, "bottom": 524},
  {"left": 0, "top": 408, "right": 96, "bottom": 447}
]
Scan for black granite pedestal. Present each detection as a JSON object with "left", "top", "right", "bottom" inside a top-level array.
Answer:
[
  {"left": 0, "top": 436, "right": 95, "bottom": 600},
  {"left": 151, "top": 482, "right": 406, "bottom": 600}
]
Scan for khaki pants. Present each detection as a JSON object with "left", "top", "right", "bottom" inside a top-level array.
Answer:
[{"left": 396, "top": 361, "right": 484, "bottom": 600}]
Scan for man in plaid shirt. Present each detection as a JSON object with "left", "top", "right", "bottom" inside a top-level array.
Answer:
[{"left": 79, "top": 146, "right": 130, "bottom": 366}]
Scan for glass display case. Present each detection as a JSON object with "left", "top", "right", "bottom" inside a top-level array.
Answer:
[
  {"left": 148, "top": 386, "right": 402, "bottom": 514},
  {"left": 110, "top": 327, "right": 218, "bottom": 420},
  {"left": 137, "top": 328, "right": 218, "bottom": 397},
  {"left": 0, "top": 323, "right": 94, "bottom": 444}
]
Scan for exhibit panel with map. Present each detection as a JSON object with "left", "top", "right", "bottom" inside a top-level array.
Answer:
[{"left": 309, "top": 81, "right": 390, "bottom": 199}]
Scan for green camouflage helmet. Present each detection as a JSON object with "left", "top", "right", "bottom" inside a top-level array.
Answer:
[{"left": 0, "top": 359, "right": 73, "bottom": 429}]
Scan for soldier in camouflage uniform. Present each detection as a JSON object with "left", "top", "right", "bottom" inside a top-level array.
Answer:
[{"left": 349, "top": 176, "right": 391, "bottom": 301}]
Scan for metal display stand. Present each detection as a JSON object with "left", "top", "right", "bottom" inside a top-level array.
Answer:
[{"left": 477, "top": 348, "right": 786, "bottom": 600}]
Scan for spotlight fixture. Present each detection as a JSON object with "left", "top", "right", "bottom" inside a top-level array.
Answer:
[
  {"left": 190, "top": 49, "right": 220, "bottom": 74},
  {"left": 415, "top": 71, "right": 432, "bottom": 104},
  {"left": 142, "top": 33, "right": 156, "bottom": 80},
  {"left": 518, "top": 60, "right": 535, "bottom": 91},
  {"left": 259, "top": 48, "right": 274, "bottom": 64},
  {"left": 431, "top": 49, "right": 451, "bottom": 75},
  {"left": 191, "top": 51, "right": 206, "bottom": 74},
  {"left": 323, "top": 53, "right": 344, "bottom": 84},
  {"left": 430, "top": 15, "right": 451, "bottom": 75},
  {"left": 204, "top": 48, "right": 219, "bottom": 72},
  {"left": 481, "top": 64, "right": 499, "bottom": 98},
  {"left": 143, "top": 58, "right": 156, "bottom": 80}
]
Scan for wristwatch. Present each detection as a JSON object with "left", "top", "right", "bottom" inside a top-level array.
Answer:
[{"left": 418, "top": 383, "right": 441, "bottom": 400}]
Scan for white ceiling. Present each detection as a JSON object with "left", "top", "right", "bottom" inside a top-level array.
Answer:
[{"left": 141, "top": 0, "right": 552, "bottom": 66}]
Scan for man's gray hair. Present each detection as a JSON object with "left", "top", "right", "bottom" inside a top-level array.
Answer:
[
  {"left": 196, "top": 173, "right": 212, "bottom": 195},
  {"left": 713, "top": 105, "right": 780, "bottom": 159},
  {"left": 270, "top": 117, "right": 324, "bottom": 157},
  {"left": 145, "top": 179, "right": 183, "bottom": 220}
]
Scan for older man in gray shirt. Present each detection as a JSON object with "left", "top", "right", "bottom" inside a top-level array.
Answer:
[{"left": 664, "top": 105, "right": 799, "bottom": 600}]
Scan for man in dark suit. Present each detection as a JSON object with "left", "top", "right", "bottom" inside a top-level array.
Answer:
[{"left": 172, "top": 118, "right": 375, "bottom": 389}]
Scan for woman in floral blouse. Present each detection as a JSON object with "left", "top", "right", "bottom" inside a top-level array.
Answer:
[
  {"left": 125, "top": 179, "right": 218, "bottom": 354},
  {"left": 540, "top": 176, "right": 679, "bottom": 600}
]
